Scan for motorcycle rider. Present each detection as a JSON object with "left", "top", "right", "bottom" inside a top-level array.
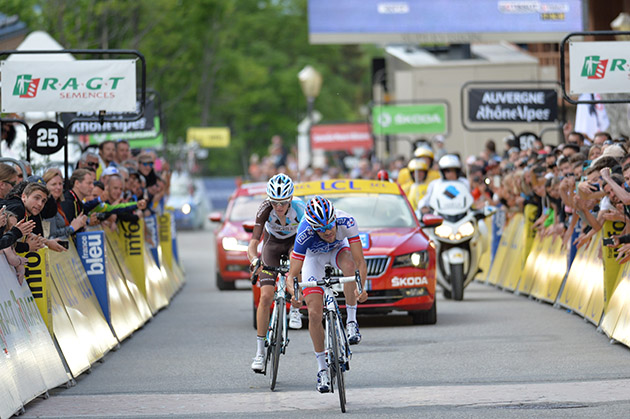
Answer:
[
  {"left": 418, "top": 154, "right": 470, "bottom": 215},
  {"left": 413, "top": 147, "right": 441, "bottom": 184},
  {"left": 405, "top": 159, "right": 431, "bottom": 211},
  {"left": 248, "top": 173, "right": 306, "bottom": 373}
]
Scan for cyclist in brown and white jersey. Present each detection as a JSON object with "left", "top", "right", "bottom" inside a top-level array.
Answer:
[{"left": 248, "top": 173, "right": 306, "bottom": 372}]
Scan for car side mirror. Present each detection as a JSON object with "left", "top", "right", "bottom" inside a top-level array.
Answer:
[
  {"left": 208, "top": 212, "right": 223, "bottom": 223},
  {"left": 421, "top": 214, "right": 443, "bottom": 228},
  {"left": 242, "top": 221, "right": 256, "bottom": 233}
]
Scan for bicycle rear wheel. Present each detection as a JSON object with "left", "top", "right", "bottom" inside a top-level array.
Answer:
[
  {"left": 269, "top": 297, "right": 284, "bottom": 391},
  {"left": 327, "top": 311, "right": 346, "bottom": 412}
]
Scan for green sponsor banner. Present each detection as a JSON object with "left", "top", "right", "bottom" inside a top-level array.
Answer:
[
  {"left": 372, "top": 104, "right": 447, "bottom": 135},
  {"left": 89, "top": 116, "right": 163, "bottom": 149}
]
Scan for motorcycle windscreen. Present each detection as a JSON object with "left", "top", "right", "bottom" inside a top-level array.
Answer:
[{"left": 428, "top": 181, "right": 473, "bottom": 216}]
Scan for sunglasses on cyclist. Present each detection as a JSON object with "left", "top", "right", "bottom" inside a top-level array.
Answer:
[
  {"left": 270, "top": 199, "right": 290, "bottom": 207},
  {"left": 314, "top": 221, "right": 335, "bottom": 233}
]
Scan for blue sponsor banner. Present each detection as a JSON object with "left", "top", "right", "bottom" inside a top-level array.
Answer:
[
  {"left": 76, "top": 231, "right": 108, "bottom": 322},
  {"left": 144, "top": 215, "right": 160, "bottom": 266},
  {"left": 491, "top": 205, "right": 506, "bottom": 264},
  {"left": 169, "top": 209, "right": 179, "bottom": 263}
]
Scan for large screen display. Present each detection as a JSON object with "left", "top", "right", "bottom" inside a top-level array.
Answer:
[{"left": 309, "top": 0, "right": 585, "bottom": 44}]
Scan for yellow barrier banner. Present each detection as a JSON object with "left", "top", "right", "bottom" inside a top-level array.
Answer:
[
  {"left": 600, "top": 261, "right": 630, "bottom": 338},
  {"left": 105, "top": 231, "right": 154, "bottom": 320},
  {"left": 486, "top": 214, "right": 522, "bottom": 286},
  {"left": 142, "top": 244, "right": 170, "bottom": 309},
  {"left": 49, "top": 277, "right": 91, "bottom": 378},
  {"left": 158, "top": 213, "right": 174, "bottom": 271},
  {"left": 522, "top": 204, "right": 538, "bottom": 268},
  {"left": 498, "top": 216, "right": 525, "bottom": 290},
  {"left": 583, "top": 235, "right": 605, "bottom": 325},
  {"left": 516, "top": 233, "right": 546, "bottom": 295},
  {"left": 558, "top": 232, "right": 595, "bottom": 311},
  {"left": 475, "top": 217, "right": 493, "bottom": 282},
  {"left": 602, "top": 220, "right": 626, "bottom": 310},
  {"left": 529, "top": 235, "right": 567, "bottom": 303},
  {"left": 117, "top": 220, "right": 147, "bottom": 298},
  {"left": 49, "top": 242, "right": 118, "bottom": 364},
  {"left": 19, "top": 248, "right": 51, "bottom": 334}
]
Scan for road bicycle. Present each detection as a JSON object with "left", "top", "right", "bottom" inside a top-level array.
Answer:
[
  {"left": 251, "top": 255, "right": 291, "bottom": 391},
  {"left": 298, "top": 264, "right": 362, "bottom": 413}
]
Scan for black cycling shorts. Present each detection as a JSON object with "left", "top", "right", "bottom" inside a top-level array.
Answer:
[{"left": 259, "top": 234, "right": 294, "bottom": 287}]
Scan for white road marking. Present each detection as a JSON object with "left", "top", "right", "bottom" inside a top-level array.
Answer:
[{"left": 20, "top": 378, "right": 630, "bottom": 417}]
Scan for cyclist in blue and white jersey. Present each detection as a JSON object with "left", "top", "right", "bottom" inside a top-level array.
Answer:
[
  {"left": 287, "top": 196, "right": 367, "bottom": 393},
  {"left": 248, "top": 173, "right": 306, "bottom": 373}
]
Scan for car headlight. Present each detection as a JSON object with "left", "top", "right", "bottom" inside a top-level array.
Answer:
[
  {"left": 181, "top": 203, "right": 192, "bottom": 215},
  {"left": 458, "top": 221, "right": 475, "bottom": 238},
  {"left": 222, "top": 237, "right": 248, "bottom": 252},
  {"left": 393, "top": 251, "right": 429, "bottom": 269},
  {"left": 434, "top": 224, "right": 453, "bottom": 239}
]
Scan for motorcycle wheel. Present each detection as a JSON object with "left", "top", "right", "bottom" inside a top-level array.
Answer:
[
  {"left": 451, "top": 263, "right": 465, "bottom": 301},
  {"left": 442, "top": 288, "right": 452, "bottom": 299}
]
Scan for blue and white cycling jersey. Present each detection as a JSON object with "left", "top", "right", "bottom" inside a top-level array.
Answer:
[{"left": 292, "top": 209, "right": 360, "bottom": 260}]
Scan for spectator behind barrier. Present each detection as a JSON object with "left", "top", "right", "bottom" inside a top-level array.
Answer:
[{"left": 43, "top": 168, "right": 87, "bottom": 239}]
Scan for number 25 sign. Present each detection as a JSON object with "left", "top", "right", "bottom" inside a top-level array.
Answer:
[{"left": 28, "top": 121, "right": 66, "bottom": 155}]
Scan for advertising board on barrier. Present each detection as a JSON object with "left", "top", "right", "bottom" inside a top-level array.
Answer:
[
  {"left": 1, "top": 60, "right": 137, "bottom": 112},
  {"left": 145, "top": 215, "right": 160, "bottom": 265},
  {"left": 76, "top": 231, "right": 109, "bottom": 322},
  {"left": 19, "top": 248, "right": 50, "bottom": 333},
  {"left": 467, "top": 89, "right": 558, "bottom": 123},
  {"left": 569, "top": 41, "right": 630, "bottom": 95},
  {"left": 117, "top": 220, "right": 147, "bottom": 298},
  {"left": 158, "top": 213, "right": 173, "bottom": 270}
]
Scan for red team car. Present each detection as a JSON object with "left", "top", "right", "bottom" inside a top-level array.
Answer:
[
  {"left": 250, "top": 178, "right": 439, "bottom": 326},
  {"left": 209, "top": 182, "right": 267, "bottom": 290}
]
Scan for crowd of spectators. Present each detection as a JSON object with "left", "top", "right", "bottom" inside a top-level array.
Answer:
[
  {"left": 250, "top": 126, "right": 630, "bottom": 267},
  {"left": 0, "top": 138, "right": 172, "bottom": 283}
]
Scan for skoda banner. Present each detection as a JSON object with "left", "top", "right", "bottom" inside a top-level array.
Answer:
[
  {"left": 76, "top": 231, "right": 109, "bottom": 322},
  {"left": 1, "top": 59, "right": 137, "bottom": 112},
  {"left": 570, "top": 41, "right": 630, "bottom": 95},
  {"left": 372, "top": 104, "right": 447, "bottom": 135},
  {"left": 468, "top": 89, "right": 557, "bottom": 123}
]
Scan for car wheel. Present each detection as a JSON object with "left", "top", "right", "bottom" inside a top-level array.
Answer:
[
  {"left": 410, "top": 299, "right": 437, "bottom": 325},
  {"left": 216, "top": 273, "right": 235, "bottom": 291}
]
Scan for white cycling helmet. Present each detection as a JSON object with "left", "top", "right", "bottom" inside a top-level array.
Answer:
[{"left": 266, "top": 173, "right": 294, "bottom": 201}]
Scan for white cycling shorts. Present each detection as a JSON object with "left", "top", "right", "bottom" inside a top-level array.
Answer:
[{"left": 301, "top": 239, "right": 350, "bottom": 297}]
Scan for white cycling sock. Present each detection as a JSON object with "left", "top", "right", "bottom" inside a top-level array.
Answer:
[
  {"left": 256, "top": 336, "right": 265, "bottom": 356},
  {"left": 346, "top": 304, "right": 357, "bottom": 324},
  {"left": 315, "top": 351, "right": 327, "bottom": 371}
]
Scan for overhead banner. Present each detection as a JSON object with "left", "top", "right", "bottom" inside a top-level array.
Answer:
[
  {"left": 1, "top": 59, "right": 137, "bottom": 112},
  {"left": 89, "top": 116, "right": 163, "bottom": 148},
  {"left": 187, "top": 127, "right": 230, "bottom": 148},
  {"left": 372, "top": 104, "right": 447, "bottom": 135},
  {"left": 311, "top": 123, "right": 373, "bottom": 151},
  {"left": 569, "top": 41, "right": 630, "bottom": 94},
  {"left": 468, "top": 89, "right": 558, "bottom": 123},
  {"left": 60, "top": 98, "right": 156, "bottom": 135}
]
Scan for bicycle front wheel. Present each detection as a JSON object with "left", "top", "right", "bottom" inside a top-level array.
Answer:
[
  {"left": 269, "top": 297, "right": 284, "bottom": 391},
  {"left": 327, "top": 311, "right": 346, "bottom": 412}
]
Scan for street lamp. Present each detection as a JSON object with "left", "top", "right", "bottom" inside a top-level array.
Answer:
[{"left": 297, "top": 65, "right": 322, "bottom": 174}]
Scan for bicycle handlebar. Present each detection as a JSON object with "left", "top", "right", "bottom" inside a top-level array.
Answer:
[
  {"left": 250, "top": 259, "right": 291, "bottom": 285},
  {"left": 299, "top": 270, "right": 363, "bottom": 294}
]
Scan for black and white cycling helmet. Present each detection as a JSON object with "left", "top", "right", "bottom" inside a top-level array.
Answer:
[
  {"left": 438, "top": 154, "right": 462, "bottom": 178},
  {"left": 266, "top": 173, "right": 294, "bottom": 201}
]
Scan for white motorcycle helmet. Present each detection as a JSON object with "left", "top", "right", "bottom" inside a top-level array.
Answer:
[{"left": 438, "top": 154, "right": 462, "bottom": 178}]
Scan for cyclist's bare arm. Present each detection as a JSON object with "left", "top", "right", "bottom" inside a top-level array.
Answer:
[
  {"left": 287, "top": 255, "right": 304, "bottom": 306},
  {"left": 349, "top": 240, "right": 368, "bottom": 303}
]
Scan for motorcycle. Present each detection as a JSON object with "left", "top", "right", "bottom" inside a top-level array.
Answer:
[{"left": 420, "top": 180, "right": 492, "bottom": 301}]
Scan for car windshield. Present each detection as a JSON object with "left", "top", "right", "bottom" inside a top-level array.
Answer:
[
  {"left": 303, "top": 193, "right": 416, "bottom": 228},
  {"left": 229, "top": 195, "right": 266, "bottom": 221}
]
